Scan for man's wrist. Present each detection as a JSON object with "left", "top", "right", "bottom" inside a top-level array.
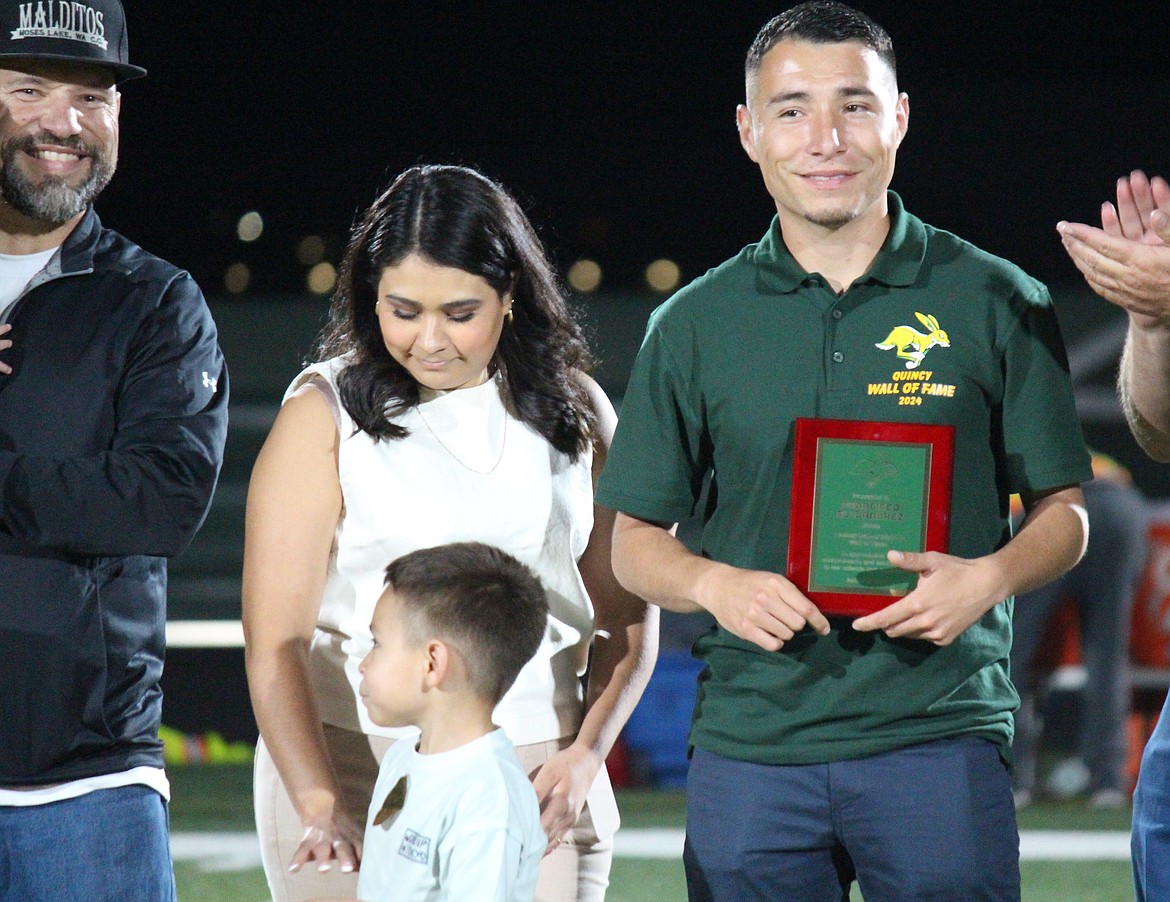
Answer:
[
  {"left": 691, "top": 558, "right": 733, "bottom": 614},
  {"left": 1128, "top": 309, "right": 1170, "bottom": 334}
]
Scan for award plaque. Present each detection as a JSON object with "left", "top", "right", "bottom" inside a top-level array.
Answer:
[{"left": 787, "top": 418, "right": 954, "bottom": 617}]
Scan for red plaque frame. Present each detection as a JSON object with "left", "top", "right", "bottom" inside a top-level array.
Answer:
[{"left": 786, "top": 417, "right": 955, "bottom": 617}]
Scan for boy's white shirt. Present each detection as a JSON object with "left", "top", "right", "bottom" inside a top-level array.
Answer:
[{"left": 357, "top": 727, "right": 545, "bottom": 901}]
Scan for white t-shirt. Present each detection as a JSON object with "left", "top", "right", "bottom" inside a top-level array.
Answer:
[
  {"left": 0, "top": 246, "right": 56, "bottom": 320},
  {"left": 356, "top": 728, "right": 545, "bottom": 902}
]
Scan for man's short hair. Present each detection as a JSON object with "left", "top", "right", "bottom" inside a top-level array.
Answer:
[
  {"left": 383, "top": 542, "right": 548, "bottom": 706},
  {"left": 746, "top": 1, "right": 896, "bottom": 84}
]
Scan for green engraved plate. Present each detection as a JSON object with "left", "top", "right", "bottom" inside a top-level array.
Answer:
[{"left": 808, "top": 439, "right": 929, "bottom": 595}]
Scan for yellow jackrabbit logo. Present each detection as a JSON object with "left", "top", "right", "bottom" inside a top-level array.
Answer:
[{"left": 875, "top": 312, "right": 950, "bottom": 369}]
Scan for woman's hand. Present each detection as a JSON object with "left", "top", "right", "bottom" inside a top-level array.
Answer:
[
  {"left": 288, "top": 802, "right": 365, "bottom": 875},
  {"left": 530, "top": 743, "right": 603, "bottom": 855}
]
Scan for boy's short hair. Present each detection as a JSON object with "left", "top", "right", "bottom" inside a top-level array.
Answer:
[{"left": 383, "top": 542, "right": 548, "bottom": 705}]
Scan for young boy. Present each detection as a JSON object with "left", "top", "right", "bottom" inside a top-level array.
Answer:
[{"left": 333, "top": 541, "right": 550, "bottom": 901}]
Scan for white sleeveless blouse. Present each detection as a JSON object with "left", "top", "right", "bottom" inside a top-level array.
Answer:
[{"left": 288, "top": 359, "right": 596, "bottom": 745}]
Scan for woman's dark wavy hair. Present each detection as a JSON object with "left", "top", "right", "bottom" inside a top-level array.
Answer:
[{"left": 317, "top": 164, "right": 596, "bottom": 459}]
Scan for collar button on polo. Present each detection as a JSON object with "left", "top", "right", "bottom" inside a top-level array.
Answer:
[{"left": 832, "top": 351, "right": 844, "bottom": 363}]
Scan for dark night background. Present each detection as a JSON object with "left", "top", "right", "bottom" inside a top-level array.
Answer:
[
  {"left": 104, "top": 2, "right": 1170, "bottom": 294},
  {"left": 124, "top": 2, "right": 1170, "bottom": 740}
]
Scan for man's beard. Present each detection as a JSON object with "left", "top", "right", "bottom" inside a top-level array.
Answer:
[
  {"left": 0, "top": 133, "right": 114, "bottom": 224},
  {"left": 806, "top": 208, "right": 859, "bottom": 231}
]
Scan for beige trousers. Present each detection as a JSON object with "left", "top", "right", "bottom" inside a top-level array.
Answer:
[{"left": 254, "top": 724, "right": 616, "bottom": 901}]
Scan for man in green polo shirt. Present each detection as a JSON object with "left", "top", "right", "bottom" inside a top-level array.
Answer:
[{"left": 596, "top": 3, "right": 1091, "bottom": 900}]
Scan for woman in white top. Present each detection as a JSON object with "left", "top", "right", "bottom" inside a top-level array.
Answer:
[{"left": 243, "top": 164, "right": 658, "bottom": 902}]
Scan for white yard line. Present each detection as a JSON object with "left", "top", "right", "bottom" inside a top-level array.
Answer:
[
  {"left": 171, "top": 832, "right": 262, "bottom": 873},
  {"left": 1019, "top": 830, "right": 1132, "bottom": 860},
  {"left": 170, "top": 829, "right": 1133, "bottom": 873},
  {"left": 166, "top": 620, "right": 245, "bottom": 648}
]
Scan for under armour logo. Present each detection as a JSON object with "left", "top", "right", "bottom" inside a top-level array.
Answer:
[{"left": 202, "top": 371, "right": 218, "bottom": 392}]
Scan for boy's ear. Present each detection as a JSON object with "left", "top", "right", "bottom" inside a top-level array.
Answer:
[{"left": 423, "top": 639, "right": 449, "bottom": 688}]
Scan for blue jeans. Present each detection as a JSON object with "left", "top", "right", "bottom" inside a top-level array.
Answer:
[
  {"left": 684, "top": 737, "right": 1020, "bottom": 901},
  {"left": 1134, "top": 692, "right": 1170, "bottom": 901},
  {"left": 0, "top": 784, "right": 175, "bottom": 902}
]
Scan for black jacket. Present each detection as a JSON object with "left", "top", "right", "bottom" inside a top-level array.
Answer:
[{"left": 0, "top": 208, "right": 228, "bottom": 785}]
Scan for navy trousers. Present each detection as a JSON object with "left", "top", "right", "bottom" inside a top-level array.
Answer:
[{"left": 684, "top": 737, "right": 1019, "bottom": 901}]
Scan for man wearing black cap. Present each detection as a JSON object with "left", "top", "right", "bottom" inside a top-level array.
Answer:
[{"left": 0, "top": 2, "right": 227, "bottom": 899}]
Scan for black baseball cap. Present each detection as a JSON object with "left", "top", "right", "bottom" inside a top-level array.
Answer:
[{"left": 0, "top": 0, "right": 145, "bottom": 82}]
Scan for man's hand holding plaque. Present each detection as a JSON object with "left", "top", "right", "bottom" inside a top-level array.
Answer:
[
  {"left": 851, "top": 548, "right": 1009, "bottom": 645},
  {"left": 695, "top": 562, "right": 832, "bottom": 652}
]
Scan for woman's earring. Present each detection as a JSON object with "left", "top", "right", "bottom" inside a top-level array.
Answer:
[
  {"left": 375, "top": 300, "right": 381, "bottom": 313},
  {"left": 505, "top": 306, "right": 514, "bottom": 323}
]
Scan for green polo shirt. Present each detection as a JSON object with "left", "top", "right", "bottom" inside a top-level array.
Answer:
[{"left": 596, "top": 192, "right": 1092, "bottom": 765}]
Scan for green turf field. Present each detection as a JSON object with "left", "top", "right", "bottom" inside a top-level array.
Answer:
[{"left": 169, "top": 764, "right": 1135, "bottom": 901}]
